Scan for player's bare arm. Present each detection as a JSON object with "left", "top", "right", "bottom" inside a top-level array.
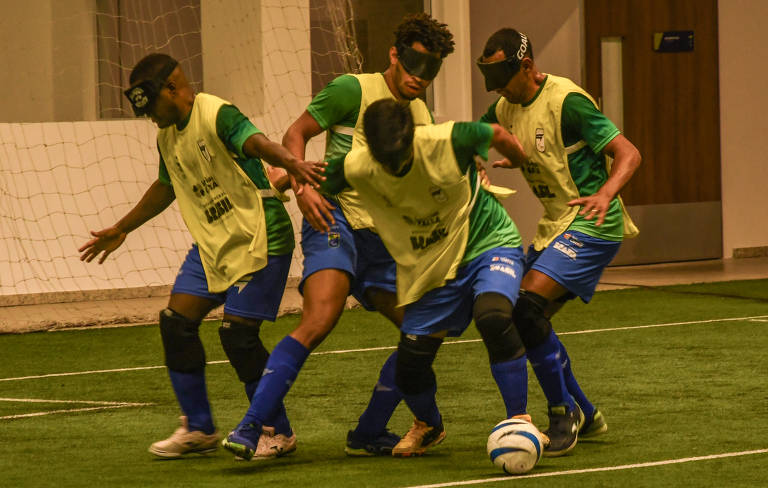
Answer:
[
  {"left": 567, "top": 134, "right": 641, "bottom": 226},
  {"left": 243, "top": 132, "right": 326, "bottom": 189},
  {"left": 490, "top": 123, "right": 527, "bottom": 167},
  {"left": 282, "top": 110, "right": 336, "bottom": 232},
  {"left": 79, "top": 180, "right": 175, "bottom": 264}
]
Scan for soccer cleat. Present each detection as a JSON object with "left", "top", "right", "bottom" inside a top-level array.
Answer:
[
  {"left": 345, "top": 429, "right": 401, "bottom": 456},
  {"left": 579, "top": 408, "right": 608, "bottom": 438},
  {"left": 252, "top": 426, "right": 297, "bottom": 460},
  {"left": 221, "top": 423, "right": 261, "bottom": 461},
  {"left": 391, "top": 418, "right": 446, "bottom": 457},
  {"left": 148, "top": 416, "right": 219, "bottom": 458},
  {"left": 542, "top": 403, "right": 584, "bottom": 457}
]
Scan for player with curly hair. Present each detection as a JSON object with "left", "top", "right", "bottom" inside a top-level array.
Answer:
[{"left": 221, "top": 13, "right": 455, "bottom": 460}]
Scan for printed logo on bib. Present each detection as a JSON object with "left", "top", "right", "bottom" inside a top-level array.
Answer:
[
  {"left": 402, "top": 212, "right": 440, "bottom": 227},
  {"left": 197, "top": 139, "right": 212, "bottom": 162},
  {"left": 523, "top": 161, "right": 540, "bottom": 175},
  {"left": 429, "top": 185, "right": 448, "bottom": 203},
  {"left": 205, "top": 195, "right": 234, "bottom": 223},
  {"left": 193, "top": 176, "right": 219, "bottom": 199},
  {"left": 410, "top": 227, "right": 448, "bottom": 250},
  {"left": 532, "top": 183, "right": 556, "bottom": 199},
  {"left": 553, "top": 241, "right": 577, "bottom": 260},
  {"left": 535, "top": 128, "right": 545, "bottom": 152}
]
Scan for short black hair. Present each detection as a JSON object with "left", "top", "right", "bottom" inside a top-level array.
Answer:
[
  {"left": 482, "top": 28, "right": 534, "bottom": 61},
  {"left": 129, "top": 53, "right": 178, "bottom": 85},
  {"left": 394, "top": 13, "right": 455, "bottom": 58},
  {"left": 363, "top": 99, "right": 415, "bottom": 171}
]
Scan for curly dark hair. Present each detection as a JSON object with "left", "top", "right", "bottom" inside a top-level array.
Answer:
[{"left": 394, "top": 13, "right": 455, "bottom": 59}]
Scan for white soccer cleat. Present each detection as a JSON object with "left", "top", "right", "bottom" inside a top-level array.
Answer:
[
  {"left": 148, "top": 416, "right": 220, "bottom": 458},
  {"left": 236, "top": 425, "right": 297, "bottom": 461}
]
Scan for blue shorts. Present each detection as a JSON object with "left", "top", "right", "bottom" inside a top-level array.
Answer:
[
  {"left": 299, "top": 204, "right": 396, "bottom": 311},
  {"left": 401, "top": 246, "right": 524, "bottom": 337},
  {"left": 171, "top": 245, "right": 291, "bottom": 321},
  {"left": 524, "top": 230, "right": 621, "bottom": 303}
]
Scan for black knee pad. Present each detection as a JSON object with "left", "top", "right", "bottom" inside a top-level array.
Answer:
[
  {"left": 218, "top": 319, "right": 268, "bottom": 384},
  {"left": 159, "top": 308, "right": 205, "bottom": 373},
  {"left": 513, "top": 290, "right": 553, "bottom": 349},
  {"left": 473, "top": 293, "right": 525, "bottom": 363},
  {"left": 395, "top": 333, "right": 443, "bottom": 395}
]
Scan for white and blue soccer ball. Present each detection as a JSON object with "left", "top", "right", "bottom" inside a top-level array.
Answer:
[{"left": 487, "top": 418, "right": 544, "bottom": 475}]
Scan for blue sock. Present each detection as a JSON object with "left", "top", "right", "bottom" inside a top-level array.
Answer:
[
  {"left": 403, "top": 383, "right": 441, "bottom": 428},
  {"left": 526, "top": 330, "right": 574, "bottom": 410},
  {"left": 490, "top": 356, "right": 528, "bottom": 418},
  {"left": 269, "top": 402, "right": 293, "bottom": 436},
  {"left": 354, "top": 351, "right": 402, "bottom": 438},
  {"left": 238, "top": 336, "right": 309, "bottom": 429},
  {"left": 556, "top": 334, "right": 595, "bottom": 418},
  {"left": 168, "top": 368, "right": 215, "bottom": 434},
  {"left": 245, "top": 380, "right": 293, "bottom": 436}
]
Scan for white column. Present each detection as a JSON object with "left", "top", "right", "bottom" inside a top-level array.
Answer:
[{"left": 430, "top": 0, "right": 473, "bottom": 122}]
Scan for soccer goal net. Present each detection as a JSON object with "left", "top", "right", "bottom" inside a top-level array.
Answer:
[{"left": 0, "top": 0, "right": 365, "bottom": 312}]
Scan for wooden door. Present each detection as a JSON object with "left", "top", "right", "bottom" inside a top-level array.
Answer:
[{"left": 584, "top": 0, "right": 722, "bottom": 264}]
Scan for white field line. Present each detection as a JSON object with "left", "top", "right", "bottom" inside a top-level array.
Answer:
[
  {"left": 1, "top": 314, "right": 766, "bottom": 383},
  {"left": 402, "top": 448, "right": 768, "bottom": 488},
  {"left": 0, "top": 397, "right": 151, "bottom": 405},
  {"left": 0, "top": 397, "right": 154, "bottom": 420}
]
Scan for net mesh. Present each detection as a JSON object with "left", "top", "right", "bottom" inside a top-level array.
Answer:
[{"left": 0, "top": 0, "right": 363, "bottom": 303}]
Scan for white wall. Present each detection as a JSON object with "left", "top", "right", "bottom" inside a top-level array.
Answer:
[
  {"left": 0, "top": 1, "right": 55, "bottom": 121},
  {"left": 0, "top": 0, "right": 96, "bottom": 122},
  {"left": 718, "top": 0, "right": 768, "bottom": 257}
]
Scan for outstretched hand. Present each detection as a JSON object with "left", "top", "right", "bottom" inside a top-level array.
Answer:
[
  {"left": 295, "top": 184, "right": 336, "bottom": 232},
  {"left": 78, "top": 227, "right": 127, "bottom": 264},
  {"left": 567, "top": 193, "right": 611, "bottom": 227},
  {"left": 288, "top": 159, "right": 326, "bottom": 190}
]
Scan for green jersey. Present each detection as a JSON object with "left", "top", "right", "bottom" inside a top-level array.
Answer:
[
  {"left": 159, "top": 104, "right": 293, "bottom": 255},
  {"left": 306, "top": 74, "right": 360, "bottom": 162}
]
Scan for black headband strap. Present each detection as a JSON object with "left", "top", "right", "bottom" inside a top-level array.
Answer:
[{"left": 124, "top": 58, "right": 178, "bottom": 116}]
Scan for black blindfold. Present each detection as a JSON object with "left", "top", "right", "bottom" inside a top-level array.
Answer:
[
  {"left": 476, "top": 56, "right": 521, "bottom": 91},
  {"left": 398, "top": 46, "right": 442, "bottom": 81},
  {"left": 123, "top": 59, "right": 178, "bottom": 116}
]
